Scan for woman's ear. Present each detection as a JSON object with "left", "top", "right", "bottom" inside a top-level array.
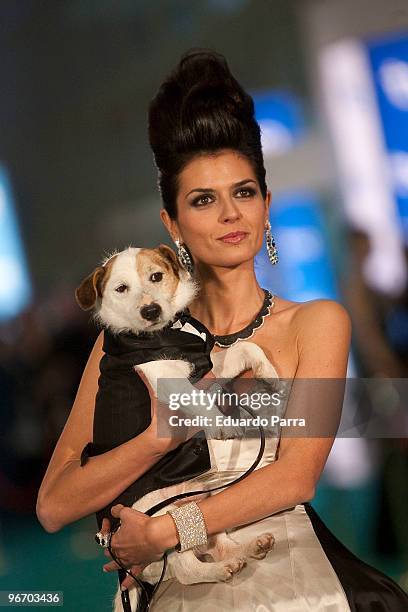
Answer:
[
  {"left": 75, "top": 267, "right": 106, "bottom": 311},
  {"left": 160, "top": 208, "right": 179, "bottom": 243},
  {"left": 265, "top": 190, "right": 272, "bottom": 217}
]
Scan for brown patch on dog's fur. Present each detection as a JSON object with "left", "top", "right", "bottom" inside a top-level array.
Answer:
[
  {"left": 156, "top": 244, "right": 181, "bottom": 279},
  {"left": 75, "top": 254, "right": 119, "bottom": 311},
  {"left": 137, "top": 245, "right": 180, "bottom": 297}
]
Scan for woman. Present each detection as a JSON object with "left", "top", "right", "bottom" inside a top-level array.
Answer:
[{"left": 37, "top": 50, "right": 408, "bottom": 610}]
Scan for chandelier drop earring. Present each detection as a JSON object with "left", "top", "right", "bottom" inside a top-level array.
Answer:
[
  {"left": 174, "top": 238, "right": 194, "bottom": 275},
  {"left": 265, "top": 220, "right": 278, "bottom": 265}
]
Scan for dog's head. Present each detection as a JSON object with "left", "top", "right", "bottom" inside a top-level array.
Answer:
[{"left": 75, "top": 244, "right": 199, "bottom": 335}]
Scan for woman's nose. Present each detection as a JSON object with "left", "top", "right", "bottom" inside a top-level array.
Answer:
[{"left": 218, "top": 196, "right": 242, "bottom": 223}]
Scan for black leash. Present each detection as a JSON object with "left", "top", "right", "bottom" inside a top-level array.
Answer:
[{"left": 107, "top": 402, "right": 266, "bottom": 612}]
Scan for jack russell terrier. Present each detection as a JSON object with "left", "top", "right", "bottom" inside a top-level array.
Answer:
[{"left": 75, "top": 244, "right": 278, "bottom": 612}]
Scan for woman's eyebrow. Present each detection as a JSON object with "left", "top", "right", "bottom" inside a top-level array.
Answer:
[{"left": 185, "top": 179, "right": 256, "bottom": 199}]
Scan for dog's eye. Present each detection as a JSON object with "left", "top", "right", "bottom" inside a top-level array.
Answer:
[
  {"left": 115, "top": 284, "right": 128, "bottom": 293},
  {"left": 150, "top": 272, "right": 163, "bottom": 282}
]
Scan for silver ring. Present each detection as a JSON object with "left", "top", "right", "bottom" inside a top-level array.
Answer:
[{"left": 95, "top": 530, "right": 112, "bottom": 548}]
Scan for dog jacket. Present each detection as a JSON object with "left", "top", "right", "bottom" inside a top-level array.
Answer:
[{"left": 80, "top": 311, "right": 214, "bottom": 530}]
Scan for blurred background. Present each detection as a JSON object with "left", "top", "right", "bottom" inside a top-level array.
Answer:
[{"left": 0, "top": 0, "right": 407, "bottom": 609}]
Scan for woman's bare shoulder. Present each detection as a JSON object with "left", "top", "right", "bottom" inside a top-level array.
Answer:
[
  {"left": 268, "top": 296, "right": 351, "bottom": 374},
  {"left": 293, "top": 298, "right": 351, "bottom": 376},
  {"left": 294, "top": 298, "right": 351, "bottom": 329},
  {"left": 273, "top": 295, "right": 350, "bottom": 328}
]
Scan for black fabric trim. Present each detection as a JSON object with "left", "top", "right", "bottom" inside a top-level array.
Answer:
[{"left": 303, "top": 502, "right": 408, "bottom": 611}]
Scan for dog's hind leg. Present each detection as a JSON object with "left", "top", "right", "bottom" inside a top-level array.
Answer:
[
  {"left": 226, "top": 531, "right": 275, "bottom": 561},
  {"left": 199, "top": 532, "right": 248, "bottom": 562},
  {"left": 158, "top": 549, "right": 246, "bottom": 585}
]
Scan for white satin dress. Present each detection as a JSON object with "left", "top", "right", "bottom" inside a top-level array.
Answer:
[{"left": 149, "top": 435, "right": 353, "bottom": 612}]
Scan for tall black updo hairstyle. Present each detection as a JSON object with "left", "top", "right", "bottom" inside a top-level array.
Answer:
[{"left": 148, "top": 48, "right": 267, "bottom": 220}]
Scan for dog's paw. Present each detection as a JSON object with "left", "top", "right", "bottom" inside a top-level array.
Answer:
[
  {"left": 220, "top": 557, "right": 247, "bottom": 581},
  {"left": 247, "top": 532, "right": 275, "bottom": 559}
]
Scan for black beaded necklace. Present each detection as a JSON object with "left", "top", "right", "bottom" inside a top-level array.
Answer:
[
  {"left": 176, "top": 288, "right": 275, "bottom": 348},
  {"left": 212, "top": 288, "right": 275, "bottom": 347}
]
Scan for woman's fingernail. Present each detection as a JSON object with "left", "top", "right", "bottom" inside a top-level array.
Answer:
[
  {"left": 121, "top": 585, "right": 127, "bottom": 591},
  {"left": 103, "top": 568, "right": 108, "bottom": 573}
]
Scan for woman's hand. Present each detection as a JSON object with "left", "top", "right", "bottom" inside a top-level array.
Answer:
[
  {"left": 102, "top": 504, "right": 177, "bottom": 591},
  {"left": 137, "top": 367, "right": 216, "bottom": 456}
]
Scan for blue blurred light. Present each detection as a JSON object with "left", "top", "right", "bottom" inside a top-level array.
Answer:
[
  {"left": 256, "top": 190, "right": 338, "bottom": 301},
  {"left": 252, "top": 90, "right": 337, "bottom": 301},
  {"left": 0, "top": 164, "right": 32, "bottom": 321},
  {"left": 252, "top": 90, "right": 306, "bottom": 156},
  {"left": 367, "top": 32, "right": 408, "bottom": 243}
]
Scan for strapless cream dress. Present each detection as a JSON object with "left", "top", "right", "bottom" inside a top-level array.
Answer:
[
  {"left": 149, "top": 436, "right": 352, "bottom": 611},
  {"left": 123, "top": 429, "right": 408, "bottom": 611}
]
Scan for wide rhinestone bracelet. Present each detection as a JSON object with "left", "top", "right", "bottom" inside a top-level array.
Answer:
[{"left": 167, "top": 501, "right": 208, "bottom": 553}]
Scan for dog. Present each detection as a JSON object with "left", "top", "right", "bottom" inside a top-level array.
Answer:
[{"left": 75, "top": 244, "right": 278, "bottom": 611}]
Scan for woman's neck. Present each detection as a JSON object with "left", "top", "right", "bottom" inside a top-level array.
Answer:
[{"left": 187, "top": 273, "right": 266, "bottom": 336}]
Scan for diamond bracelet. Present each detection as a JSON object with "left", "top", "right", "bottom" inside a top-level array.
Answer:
[{"left": 167, "top": 501, "right": 208, "bottom": 553}]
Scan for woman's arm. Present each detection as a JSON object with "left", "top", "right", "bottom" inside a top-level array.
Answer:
[
  {"left": 150, "top": 300, "right": 351, "bottom": 551},
  {"left": 36, "top": 331, "right": 169, "bottom": 533}
]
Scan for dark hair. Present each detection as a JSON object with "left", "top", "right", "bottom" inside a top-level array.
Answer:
[{"left": 148, "top": 48, "right": 267, "bottom": 219}]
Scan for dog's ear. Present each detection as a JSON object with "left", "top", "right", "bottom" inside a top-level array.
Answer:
[
  {"left": 75, "top": 266, "right": 106, "bottom": 311},
  {"left": 156, "top": 244, "right": 180, "bottom": 278}
]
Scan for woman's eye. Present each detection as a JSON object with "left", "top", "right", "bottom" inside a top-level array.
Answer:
[
  {"left": 115, "top": 284, "right": 128, "bottom": 293},
  {"left": 150, "top": 272, "right": 163, "bottom": 282},
  {"left": 192, "top": 194, "right": 213, "bottom": 207},
  {"left": 236, "top": 187, "right": 255, "bottom": 198}
]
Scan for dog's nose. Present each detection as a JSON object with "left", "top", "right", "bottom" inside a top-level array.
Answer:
[{"left": 140, "top": 303, "right": 162, "bottom": 321}]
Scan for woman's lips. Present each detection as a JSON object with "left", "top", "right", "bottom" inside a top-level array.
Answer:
[{"left": 218, "top": 232, "right": 249, "bottom": 244}]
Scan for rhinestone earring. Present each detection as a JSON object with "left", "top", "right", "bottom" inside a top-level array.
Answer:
[
  {"left": 265, "top": 220, "right": 278, "bottom": 265},
  {"left": 174, "top": 238, "right": 194, "bottom": 275}
]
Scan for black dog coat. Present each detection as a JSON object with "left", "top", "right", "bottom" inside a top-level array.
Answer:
[{"left": 80, "top": 311, "right": 215, "bottom": 531}]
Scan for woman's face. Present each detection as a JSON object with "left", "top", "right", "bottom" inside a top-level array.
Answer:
[{"left": 161, "top": 149, "right": 271, "bottom": 269}]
